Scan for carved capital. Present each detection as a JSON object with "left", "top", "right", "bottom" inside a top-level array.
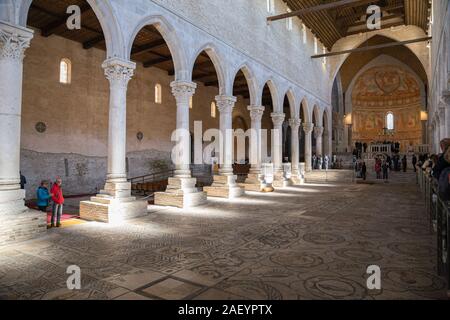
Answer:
[
  {"left": 314, "top": 126, "right": 324, "bottom": 139},
  {"left": 216, "top": 95, "right": 237, "bottom": 114},
  {"left": 0, "top": 22, "right": 33, "bottom": 61},
  {"left": 303, "top": 122, "right": 314, "bottom": 134},
  {"left": 248, "top": 105, "right": 265, "bottom": 122},
  {"left": 171, "top": 80, "right": 197, "bottom": 104},
  {"left": 271, "top": 113, "right": 285, "bottom": 127},
  {"left": 288, "top": 118, "right": 301, "bottom": 131},
  {"left": 102, "top": 58, "right": 136, "bottom": 88}
]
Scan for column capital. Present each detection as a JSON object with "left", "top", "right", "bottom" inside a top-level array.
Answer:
[
  {"left": 271, "top": 113, "right": 285, "bottom": 127},
  {"left": 248, "top": 105, "right": 265, "bottom": 121},
  {"left": 0, "top": 21, "right": 34, "bottom": 61},
  {"left": 314, "top": 126, "right": 324, "bottom": 138},
  {"left": 102, "top": 58, "right": 136, "bottom": 87},
  {"left": 288, "top": 118, "right": 302, "bottom": 130},
  {"left": 171, "top": 80, "right": 197, "bottom": 102},
  {"left": 216, "top": 95, "right": 237, "bottom": 114},
  {"left": 303, "top": 122, "right": 314, "bottom": 134}
]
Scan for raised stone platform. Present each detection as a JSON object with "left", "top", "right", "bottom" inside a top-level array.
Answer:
[
  {"left": 0, "top": 209, "right": 47, "bottom": 246},
  {"left": 305, "top": 169, "right": 355, "bottom": 184},
  {"left": 154, "top": 177, "right": 207, "bottom": 209},
  {"left": 204, "top": 175, "right": 244, "bottom": 199}
]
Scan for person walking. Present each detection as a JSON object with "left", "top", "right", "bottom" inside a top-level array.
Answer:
[
  {"left": 20, "top": 171, "right": 27, "bottom": 190},
  {"left": 50, "top": 177, "right": 64, "bottom": 228},
  {"left": 375, "top": 159, "right": 382, "bottom": 180},
  {"left": 36, "top": 180, "right": 52, "bottom": 213}
]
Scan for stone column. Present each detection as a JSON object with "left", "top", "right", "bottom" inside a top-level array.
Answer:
[
  {"left": 248, "top": 105, "right": 265, "bottom": 174},
  {"left": 81, "top": 58, "right": 148, "bottom": 223},
  {"left": 242, "top": 106, "right": 268, "bottom": 192},
  {"left": 314, "top": 126, "right": 324, "bottom": 157},
  {"left": 439, "top": 106, "right": 446, "bottom": 141},
  {"left": 204, "top": 96, "right": 244, "bottom": 199},
  {"left": 271, "top": 113, "right": 285, "bottom": 172},
  {"left": 154, "top": 81, "right": 207, "bottom": 208},
  {"left": 289, "top": 118, "right": 301, "bottom": 180},
  {"left": 216, "top": 95, "right": 236, "bottom": 176},
  {"left": 303, "top": 122, "right": 314, "bottom": 172},
  {"left": 443, "top": 94, "right": 450, "bottom": 138},
  {"left": 101, "top": 58, "right": 135, "bottom": 198},
  {"left": 171, "top": 81, "right": 196, "bottom": 178},
  {"left": 0, "top": 22, "right": 33, "bottom": 215}
]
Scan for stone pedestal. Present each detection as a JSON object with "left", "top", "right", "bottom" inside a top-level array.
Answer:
[
  {"left": 204, "top": 175, "right": 245, "bottom": 199},
  {"left": 240, "top": 173, "right": 267, "bottom": 192},
  {"left": 272, "top": 171, "right": 293, "bottom": 188},
  {"left": 154, "top": 177, "right": 207, "bottom": 208},
  {"left": 0, "top": 189, "right": 47, "bottom": 246}
]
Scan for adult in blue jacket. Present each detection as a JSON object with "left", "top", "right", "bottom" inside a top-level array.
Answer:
[{"left": 37, "top": 180, "right": 52, "bottom": 212}]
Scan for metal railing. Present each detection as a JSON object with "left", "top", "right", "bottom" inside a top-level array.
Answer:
[{"left": 417, "top": 169, "right": 449, "bottom": 293}]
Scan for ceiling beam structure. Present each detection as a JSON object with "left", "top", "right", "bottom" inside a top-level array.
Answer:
[
  {"left": 267, "top": 0, "right": 378, "bottom": 22},
  {"left": 311, "top": 36, "right": 432, "bottom": 58}
]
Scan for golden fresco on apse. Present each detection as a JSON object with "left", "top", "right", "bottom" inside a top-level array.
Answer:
[{"left": 351, "top": 65, "right": 423, "bottom": 147}]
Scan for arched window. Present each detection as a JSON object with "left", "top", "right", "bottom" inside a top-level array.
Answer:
[
  {"left": 314, "top": 37, "right": 318, "bottom": 54},
  {"left": 211, "top": 102, "right": 216, "bottom": 118},
  {"left": 189, "top": 96, "right": 193, "bottom": 109},
  {"left": 59, "top": 58, "right": 71, "bottom": 84},
  {"left": 155, "top": 84, "right": 162, "bottom": 104},
  {"left": 386, "top": 112, "right": 395, "bottom": 130},
  {"left": 302, "top": 23, "right": 307, "bottom": 44}
]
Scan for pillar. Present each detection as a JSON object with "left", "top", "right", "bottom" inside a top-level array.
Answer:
[
  {"left": 303, "top": 122, "right": 314, "bottom": 172},
  {"left": 289, "top": 118, "right": 301, "bottom": 175},
  {"left": 314, "top": 126, "right": 324, "bottom": 158},
  {"left": 102, "top": 58, "right": 135, "bottom": 198},
  {"left": 171, "top": 81, "right": 196, "bottom": 178},
  {"left": 0, "top": 22, "right": 47, "bottom": 245},
  {"left": 216, "top": 95, "right": 236, "bottom": 176},
  {"left": 80, "top": 58, "right": 148, "bottom": 223},
  {"left": 153, "top": 81, "right": 207, "bottom": 207},
  {"left": 248, "top": 105, "right": 265, "bottom": 174},
  {"left": 271, "top": 113, "right": 285, "bottom": 173},
  {"left": 0, "top": 22, "right": 33, "bottom": 215},
  {"left": 439, "top": 107, "right": 446, "bottom": 141}
]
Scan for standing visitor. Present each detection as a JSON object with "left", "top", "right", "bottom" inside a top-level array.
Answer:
[
  {"left": 50, "top": 177, "right": 64, "bottom": 228},
  {"left": 375, "top": 159, "right": 382, "bottom": 179},
  {"left": 432, "top": 139, "right": 450, "bottom": 180},
  {"left": 402, "top": 155, "right": 407, "bottom": 172},
  {"left": 412, "top": 154, "right": 418, "bottom": 172},
  {"left": 361, "top": 162, "right": 367, "bottom": 181},
  {"left": 36, "top": 181, "right": 52, "bottom": 212},
  {"left": 382, "top": 161, "right": 389, "bottom": 182}
]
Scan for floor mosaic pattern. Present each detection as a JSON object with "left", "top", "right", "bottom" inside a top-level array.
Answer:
[{"left": 0, "top": 172, "right": 447, "bottom": 300}]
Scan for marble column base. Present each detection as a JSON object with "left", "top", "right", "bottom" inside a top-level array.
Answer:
[
  {"left": 154, "top": 177, "right": 207, "bottom": 208},
  {"left": 240, "top": 173, "right": 270, "bottom": 192},
  {"left": 272, "top": 171, "right": 293, "bottom": 188},
  {"left": 291, "top": 170, "right": 304, "bottom": 185},
  {"left": 0, "top": 189, "right": 47, "bottom": 246},
  {"left": 204, "top": 175, "right": 245, "bottom": 199},
  {"left": 80, "top": 180, "right": 148, "bottom": 223}
]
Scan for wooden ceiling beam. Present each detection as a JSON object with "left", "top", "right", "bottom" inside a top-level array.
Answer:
[
  {"left": 143, "top": 56, "right": 172, "bottom": 68},
  {"left": 268, "top": 0, "right": 378, "bottom": 22},
  {"left": 311, "top": 36, "right": 432, "bottom": 58},
  {"left": 346, "top": 20, "right": 406, "bottom": 35},
  {"left": 83, "top": 35, "right": 104, "bottom": 49},
  {"left": 131, "top": 38, "right": 167, "bottom": 55}
]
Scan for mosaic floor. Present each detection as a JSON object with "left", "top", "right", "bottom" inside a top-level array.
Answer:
[{"left": 0, "top": 172, "right": 447, "bottom": 300}]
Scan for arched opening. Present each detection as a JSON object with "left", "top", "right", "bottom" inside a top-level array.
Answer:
[
  {"left": 261, "top": 82, "right": 277, "bottom": 166},
  {"left": 299, "top": 100, "right": 307, "bottom": 162},
  {"left": 282, "top": 95, "right": 292, "bottom": 162},
  {"left": 22, "top": 1, "right": 109, "bottom": 215},
  {"left": 232, "top": 69, "right": 253, "bottom": 177}
]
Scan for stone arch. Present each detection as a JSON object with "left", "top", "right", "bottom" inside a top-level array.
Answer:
[
  {"left": 300, "top": 97, "right": 311, "bottom": 123},
  {"left": 260, "top": 79, "right": 281, "bottom": 113},
  {"left": 19, "top": 0, "right": 120, "bottom": 59},
  {"left": 128, "top": 15, "right": 188, "bottom": 80},
  {"left": 312, "top": 104, "right": 322, "bottom": 126},
  {"left": 230, "top": 63, "right": 258, "bottom": 106},
  {"left": 284, "top": 88, "right": 297, "bottom": 119},
  {"left": 189, "top": 43, "right": 227, "bottom": 95}
]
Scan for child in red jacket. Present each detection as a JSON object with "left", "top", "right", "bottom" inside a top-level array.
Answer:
[{"left": 50, "top": 177, "right": 64, "bottom": 228}]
